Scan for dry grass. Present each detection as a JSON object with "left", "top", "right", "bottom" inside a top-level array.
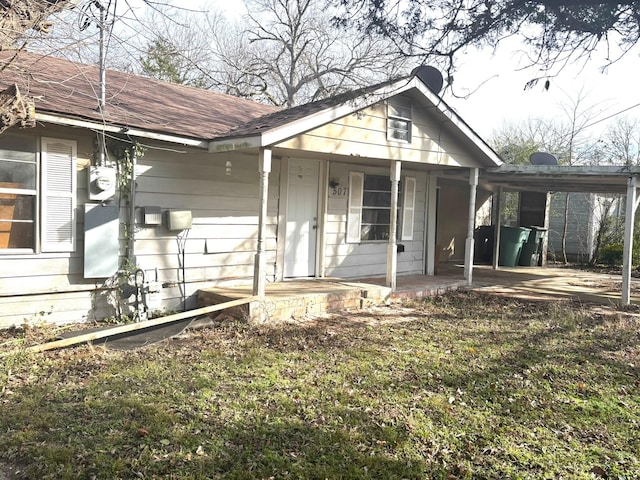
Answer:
[{"left": 1, "top": 291, "right": 639, "bottom": 479}]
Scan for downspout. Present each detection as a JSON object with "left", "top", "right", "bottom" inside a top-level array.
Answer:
[{"left": 464, "top": 168, "right": 479, "bottom": 284}]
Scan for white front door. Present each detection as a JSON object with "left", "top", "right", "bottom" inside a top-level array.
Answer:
[{"left": 284, "top": 159, "right": 319, "bottom": 278}]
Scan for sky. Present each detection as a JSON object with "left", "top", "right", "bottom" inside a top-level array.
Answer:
[
  {"left": 129, "top": 0, "right": 640, "bottom": 141},
  {"left": 212, "top": 0, "right": 640, "bottom": 140},
  {"left": 445, "top": 39, "right": 640, "bottom": 139}
]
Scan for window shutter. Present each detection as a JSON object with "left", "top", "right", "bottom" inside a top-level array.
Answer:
[
  {"left": 41, "top": 138, "right": 77, "bottom": 252},
  {"left": 347, "top": 171, "right": 364, "bottom": 243},
  {"left": 401, "top": 176, "right": 416, "bottom": 241}
]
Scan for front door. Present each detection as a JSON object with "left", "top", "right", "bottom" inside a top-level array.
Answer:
[{"left": 284, "top": 159, "right": 319, "bottom": 278}]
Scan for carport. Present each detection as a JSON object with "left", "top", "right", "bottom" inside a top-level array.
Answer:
[{"left": 440, "top": 164, "right": 640, "bottom": 305}]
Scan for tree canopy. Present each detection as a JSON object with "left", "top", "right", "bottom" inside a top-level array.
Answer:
[
  {"left": 131, "top": 0, "right": 406, "bottom": 107},
  {"left": 0, "top": 0, "right": 76, "bottom": 53},
  {"left": 335, "top": 1, "right": 640, "bottom": 88}
]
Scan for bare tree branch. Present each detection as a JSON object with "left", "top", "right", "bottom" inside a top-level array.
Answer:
[{"left": 335, "top": 0, "right": 640, "bottom": 90}]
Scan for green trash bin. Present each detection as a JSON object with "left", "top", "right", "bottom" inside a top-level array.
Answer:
[
  {"left": 519, "top": 226, "right": 547, "bottom": 266},
  {"left": 498, "top": 226, "right": 530, "bottom": 266}
]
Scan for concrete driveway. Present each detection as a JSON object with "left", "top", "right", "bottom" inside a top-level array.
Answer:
[{"left": 467, "top": 265, "right": 640, "bottom": 305}]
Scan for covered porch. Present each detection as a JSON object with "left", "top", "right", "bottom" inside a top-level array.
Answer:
[{"left": 198, "top": 264, "right": 640, "bottom": 323}]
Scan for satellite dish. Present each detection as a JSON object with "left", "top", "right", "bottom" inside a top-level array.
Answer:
[
  {"left": 529, "top": 152, "right": 558, "bottom": 166},
  {"left": 411, "top": 65, "right": 444, "bottom": 94}
]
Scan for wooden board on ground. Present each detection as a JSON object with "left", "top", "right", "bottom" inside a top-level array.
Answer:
[{"left": 27, "top": 296, "right": 258, "bottom": 353}]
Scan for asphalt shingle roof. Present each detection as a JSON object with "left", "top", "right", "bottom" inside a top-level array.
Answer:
[
  {"left": 221, "top": 77, "right": 409, "bottom": 139},
  {"left": 0, "top": 51, "right": 278, "bottom": 140}
]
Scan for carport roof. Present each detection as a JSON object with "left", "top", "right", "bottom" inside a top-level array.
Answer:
[{"left": 440, "top": 164, "right": 640, "bottom": 194}]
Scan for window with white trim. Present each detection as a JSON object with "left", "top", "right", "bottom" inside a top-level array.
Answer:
[
  {"left": 347, "top": 172, "right": 416, "bottom": 243},
  {"left": 387, "top": 99, "right": 412, "bottom": 143},
  {"left": 0, "top": 134, "right": 77, "bottom": 253}
]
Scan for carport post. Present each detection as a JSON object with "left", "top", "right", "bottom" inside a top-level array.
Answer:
[
  {"left": 622, "top": 176, "right": 640, "bottom": 305},
  {"left": 253, "top": 147, "right": 272, "bottom": 298},
  {"left": 386, "top": 160, "right": 401, "bottom": 289},
  {"left": 492, "top": 187, "right": 503, "bottom": 270},
  {"left": 464, "top": 168, "right": 479, "bottom": 284}
]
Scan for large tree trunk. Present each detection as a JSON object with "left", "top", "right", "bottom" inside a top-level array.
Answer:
[{"left": 590, "top": 200, "right": 614, "bottom": 265}]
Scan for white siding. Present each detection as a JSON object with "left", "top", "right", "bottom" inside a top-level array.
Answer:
[
  {"left": 0, "top": 127, "right": 281, "bottom": 328},
  {"left": 132, "top": 148, "right": 280, "bottom": 311},
  {"left": 324, "top": 162, "right": 426, "bottom": 279},
  {"left": 276, "top": 99, "right": 483, "bottom": 168}
]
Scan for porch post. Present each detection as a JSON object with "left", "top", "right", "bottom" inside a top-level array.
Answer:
[
  {"left": 253, "top": 147, "right": 272, "bottom": 297},
  {"left": 464, "top": 168, "right": 479, "bottom": 284},
  {"left": 493, "top": 186, "right": 503, "bottom": 270},
  {"left": 317, "top": 160, "right": 329, "bottom": 278},
  {"left": 425, "top": 172, "right": 438, "bottom": 276},
  {"left": 386, "top": 160, "right": 401, "bottom": 289},
  {"left": 541, "top": 192, "right": 551, "bottom": 266},
  {"left": 622, "top": 176, "right": 640, "bottom": 305}
]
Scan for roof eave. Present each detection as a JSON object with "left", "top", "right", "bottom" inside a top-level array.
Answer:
[
  {"left": 208, "top": 134, "right": 263, "bottom": 153},
  {"left": 36, "top": 112, "right": 210, "bottom": 148}
]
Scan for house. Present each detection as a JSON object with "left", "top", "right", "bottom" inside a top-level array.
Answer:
[
  {"left": 0, "top": 50, "right": 504, "bottom": 328},
  {"left": 547, "top": 192, "right": 623, "bottom": 263}
]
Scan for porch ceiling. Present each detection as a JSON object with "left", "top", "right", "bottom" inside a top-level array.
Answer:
[{"left": 439, "top": 165, "right": 640, "bottom": 194}]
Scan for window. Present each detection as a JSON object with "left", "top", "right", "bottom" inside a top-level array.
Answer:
[
  {"left": 387, "top": 99, "right": 412, "bottom": 143},
  {"left": 0, "top": 135, "right": 77, "bottom": 253},
  {"left": 0, "top": 135, "right": 36, "bottom": 249},
  {"left": 347, "top": 172, "right": 416, "bottom": 243}
]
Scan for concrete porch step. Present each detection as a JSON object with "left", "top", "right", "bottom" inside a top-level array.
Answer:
[
  {"left": 197, "top": 275, "right": 466, "bottom": 323},
  {"left": 198, "top": 279, "right": 392, "bottom": 323}
]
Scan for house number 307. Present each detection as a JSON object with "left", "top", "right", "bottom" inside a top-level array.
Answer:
[{"left": 331, "top": 186, "right": 348, "bottom": 197}]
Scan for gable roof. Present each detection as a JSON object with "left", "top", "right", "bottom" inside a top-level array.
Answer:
[
  {"left": 223, "top": 79, "right": 399, "bottom": 139},
  {"left": 210, "top": 75, "right": 503, "bottom": 167},
  {"left": 0, "top": 50, "right": 277, "bottom": 143}
]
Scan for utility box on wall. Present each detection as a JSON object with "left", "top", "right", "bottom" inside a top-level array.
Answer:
[
  {"left": 88, "top": 166, "right": 117, "bottom": 201},
  {"left": 84, "top": 203, "right": 119, "bottom": 278},
  {"left": 142, "top": 206, "right": 162, "bottom": 226},
  {"left": 166, "top": 210, "right": 192, "bottom": 231}
]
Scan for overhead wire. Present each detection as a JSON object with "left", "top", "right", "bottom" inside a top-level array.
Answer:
[{"left": 582, "top": 101, "right": 640, "bottom": 131}]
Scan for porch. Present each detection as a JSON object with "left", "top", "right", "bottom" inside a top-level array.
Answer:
[
  {"left": 197, "top": 270, "right": 468, "bottom": 324},
  {"left": 197, "top": 264, "right": 640, "bottom": 323}
]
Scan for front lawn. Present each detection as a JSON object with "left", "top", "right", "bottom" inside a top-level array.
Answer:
[{"left": 1, "top": 292, "right": 638, "bottom": 479}]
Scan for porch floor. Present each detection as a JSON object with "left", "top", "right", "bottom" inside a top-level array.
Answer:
[{"left": 198, "top": 263, "right": 640, "bottom": 323}]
